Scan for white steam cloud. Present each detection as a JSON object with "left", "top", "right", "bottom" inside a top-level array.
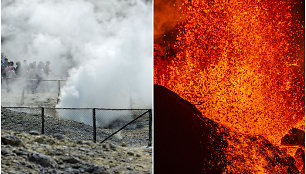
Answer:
[{"left": 2, "top": 0, "right": 153, "bottom": 109}]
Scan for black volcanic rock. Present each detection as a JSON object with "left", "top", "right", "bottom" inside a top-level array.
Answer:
[
  {"left": 2, "top": 135, "right": 23, "bottom": 146},
  {"left": 281, "top": 128, "right": 305, "bottom": 146},
  {"left": 154, "top": 85, "right": 228, "bottom": 174},
  {"left": 28, "top": 152, "right": 56, "bottom": 167}
]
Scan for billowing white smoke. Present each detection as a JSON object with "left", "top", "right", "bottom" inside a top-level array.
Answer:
[{"left": 2, "top": 0, "right": 152, "bottom": 126}]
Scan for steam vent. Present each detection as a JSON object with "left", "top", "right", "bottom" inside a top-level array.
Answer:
[{"left": 154, "top": 0, "right": 305, "bottom": 173}]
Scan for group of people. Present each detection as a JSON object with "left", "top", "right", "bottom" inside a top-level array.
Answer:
[{"left": 1, "top": 54, "right": 51, "bottom": 93}]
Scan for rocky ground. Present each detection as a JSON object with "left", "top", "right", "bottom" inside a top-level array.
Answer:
[
  {"left": 1, "top": 108, "right": 152, "bottom": 173},
  {"left": 2, "top": 108, "right": 151, "bottom": 146}
]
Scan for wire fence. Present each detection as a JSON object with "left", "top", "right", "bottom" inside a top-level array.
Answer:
[{"left": 1, "top": 106, "right": 152, "bottom": 146}]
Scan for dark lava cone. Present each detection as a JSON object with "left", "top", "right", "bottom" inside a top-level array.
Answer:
[
  {"left": 154, "top": 85, "right": 228, "bottom": 174},
  {"left": 154, "top": 85, "right": 302, "bottom": 174}
]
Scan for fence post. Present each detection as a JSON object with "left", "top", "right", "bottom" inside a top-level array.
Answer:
[
  {"left": 41, "top": 107, "right": 45, "bottom": 134},
  {"left": 148, "top": 109, "right": 152, "bottom": 146},
  {"left": 93, "top": 108, "right": 97, "bottom": 143},
  {"left": 20, "top": 88, "right": 25, "bottom": 105},
  {"left": 57, "top": 80, "right": 61, "bottom": 104}
]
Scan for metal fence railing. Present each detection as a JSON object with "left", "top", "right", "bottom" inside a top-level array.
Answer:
[
  {"left": 1, "top": 106, "right": 152, "bottom": 146},
  {"left": 1, "top": 78, "right": 66, "bottom": 107}
]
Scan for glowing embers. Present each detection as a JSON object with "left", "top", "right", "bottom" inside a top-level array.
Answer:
[{"left": 154, "top": 0, "right": 304, "bottom": 145}]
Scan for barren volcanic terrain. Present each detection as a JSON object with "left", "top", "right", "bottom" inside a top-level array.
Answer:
[{"left": 1, "top": 108, "right": 152, "bottom": 174}]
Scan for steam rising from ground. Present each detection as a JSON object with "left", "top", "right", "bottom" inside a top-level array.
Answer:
[
  {"left": 2, "top": 0, "right": 152, "bottom": 125},
  {"left": 56, "top": 0, "right": 153, "bottom": 109}
]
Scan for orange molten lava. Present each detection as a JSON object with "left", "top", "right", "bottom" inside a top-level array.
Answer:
[{"left": 154, "top": 0, "right": 305, "bottom": 145}]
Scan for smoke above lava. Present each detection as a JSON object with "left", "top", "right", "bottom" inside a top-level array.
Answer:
[{"left": 2, "top": 0, "right": 153, "bottom": 109}]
